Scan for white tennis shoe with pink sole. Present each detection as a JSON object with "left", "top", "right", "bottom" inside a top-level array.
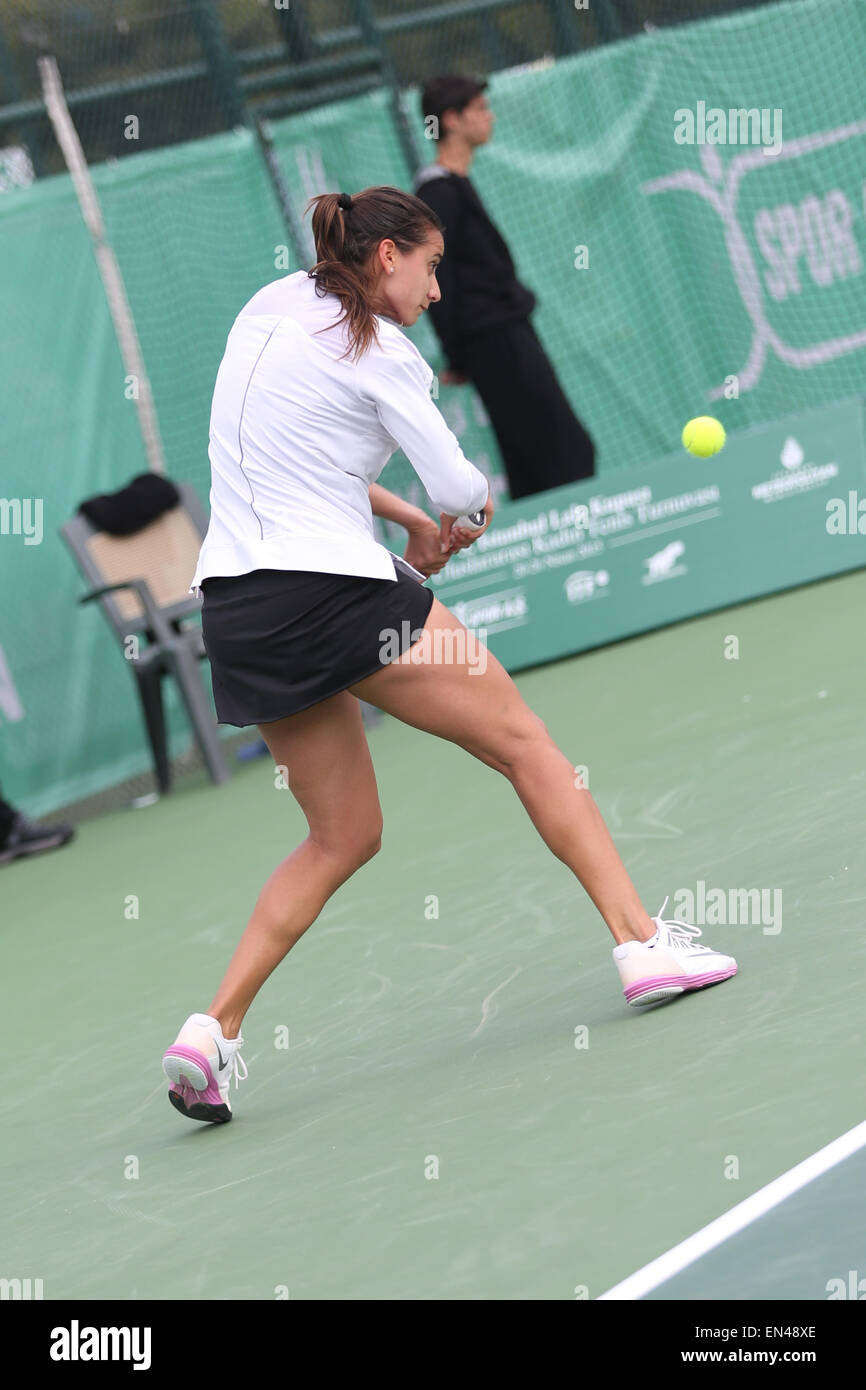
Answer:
[
  {"left": 613, "top": 897, "right": 738, "bottom": 1006},
  {"left": 162, "top": 1012, "right": 248, "bottom": 1123}
]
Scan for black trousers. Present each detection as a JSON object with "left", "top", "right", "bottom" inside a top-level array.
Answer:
[
  {"left": 0, "top": 785, "right": 15, "bottom": 841},
  {"left": 462, "top": 319, "right": 595, "bottom": 500}
]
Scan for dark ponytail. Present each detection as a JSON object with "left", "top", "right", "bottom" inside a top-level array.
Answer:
[{"left": 307, "top": 186, "right": 444, "bottom": 360}]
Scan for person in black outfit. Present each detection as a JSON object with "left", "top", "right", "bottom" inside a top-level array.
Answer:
[
  {"left": 414, "top": 75, "right": 595, "bottom": 500},
  {"left": 0, "top": 785, "right": 75, "bottom": 866}
]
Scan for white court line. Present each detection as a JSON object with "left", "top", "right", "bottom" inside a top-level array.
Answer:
[{"left": 598, "top": 1119, "right": 866, "bottom": 1300}]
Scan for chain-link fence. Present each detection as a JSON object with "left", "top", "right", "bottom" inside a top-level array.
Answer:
[{"left": 1, "top": 0, "right": 798, "bottom": 183}]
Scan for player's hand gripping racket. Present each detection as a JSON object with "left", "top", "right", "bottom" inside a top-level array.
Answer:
[{"left": 441, "top": 498, "right": 494, "bottom": 555}]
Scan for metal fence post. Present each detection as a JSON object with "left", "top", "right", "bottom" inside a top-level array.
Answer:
[
  {"left": 592, "top": 0, "right": 622, "bottom": 43},
  {"left": 350, "top": 0, "right": 422, "bottom": 180},
  {"left": 253, "top": 114, "right": 309, "bottom": 268},
  {"left": 183, "top": 0, "right": 248, "bottom": 130},
  {"left": 547, "top": 0, "right": 581, "bottom": 56},
  {"left": 479, "top": 13, "right": 507, "bottom": 71},
  {"left": 272, "top": 4, "right": 318, "bottom": 64}
]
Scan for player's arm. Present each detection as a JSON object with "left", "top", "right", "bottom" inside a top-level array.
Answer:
[
  {"left": 360, "top": 346, "right": 490, "bottom": 572},
  {"left": 368, "top": 482, "right": 431, "bottom": 532},
  {"left": 359, "top": 350, "right": 488, "bottom": 519},
  {"left": 369, "top": 482, "right": 449, "bottom": 577}
]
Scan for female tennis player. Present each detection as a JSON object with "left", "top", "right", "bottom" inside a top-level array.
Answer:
[{"left": 162, "top": 186, "right": 737, "bottom": 1123}]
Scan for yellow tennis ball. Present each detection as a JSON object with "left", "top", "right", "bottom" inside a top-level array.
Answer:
[{"left": 682, "top": 416, "right": 726, "bottom": 457}]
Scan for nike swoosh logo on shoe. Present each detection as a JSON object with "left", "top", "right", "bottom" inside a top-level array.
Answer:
[{"left": 215, "top": 1041, "right": 227, "bottom": 1071}]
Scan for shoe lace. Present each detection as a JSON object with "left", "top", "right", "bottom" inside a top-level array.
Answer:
[
  {"left": 653, "top": 895, "right": 704, "bottom": 949},
  {"left": 227, "top": 1050, "right": 249, "bottom": 1090}
]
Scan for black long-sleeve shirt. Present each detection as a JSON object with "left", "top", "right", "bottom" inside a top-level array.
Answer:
[{"left": 413, "top": 165, "right": 536, "bottom": 372}]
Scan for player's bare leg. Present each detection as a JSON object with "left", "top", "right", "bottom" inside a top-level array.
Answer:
[
  {"left": 163, "top": 693, "right": 385, "bottom": 1121},
  {"left": 349, "top": 596, "right": 657, "bottom": 946},
  {"left": 207, "top": 692, "right": 384, "bottom": 1038}
]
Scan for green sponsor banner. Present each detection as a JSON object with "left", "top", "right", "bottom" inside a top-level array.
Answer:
[{"left": 427, "top": 399, "right": 866, "bottom": 671}]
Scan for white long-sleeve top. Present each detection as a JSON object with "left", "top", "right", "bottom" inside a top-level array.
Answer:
[{"left": 190, "top": 270, "right": 489, "bottom": 591}]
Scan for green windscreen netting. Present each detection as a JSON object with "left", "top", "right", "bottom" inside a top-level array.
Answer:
[{"left": 1, "top": 0, "right": 865, "bottom": 813}]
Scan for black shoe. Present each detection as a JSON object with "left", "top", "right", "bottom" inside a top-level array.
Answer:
[{"left": 0, "top": 811, "right": 76, "bottom": 865}]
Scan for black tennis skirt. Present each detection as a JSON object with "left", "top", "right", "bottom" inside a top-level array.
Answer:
[{"left": 199, "top": 558, "right": 436, "bottom": 727}]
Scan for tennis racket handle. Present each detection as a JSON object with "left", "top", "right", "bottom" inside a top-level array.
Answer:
[{"left": 454, "top": 510, "right": 487, "bottom": 531}]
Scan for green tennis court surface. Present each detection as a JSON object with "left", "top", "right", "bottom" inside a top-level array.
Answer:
[{"left": 3, "top": 569, "right": 865, "bottom": 1300}]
